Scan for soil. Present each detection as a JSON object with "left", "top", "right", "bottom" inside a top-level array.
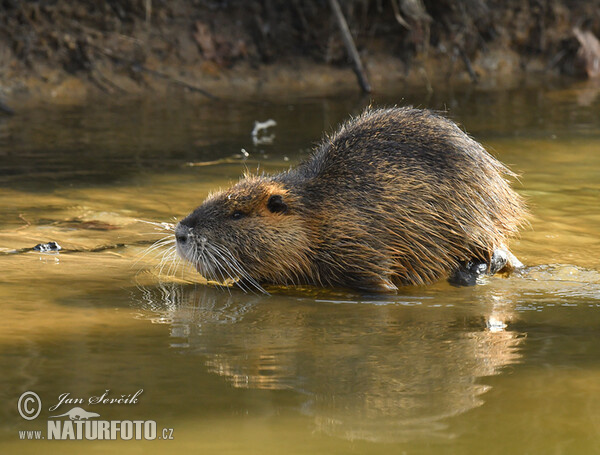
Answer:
[{"left": 0, "top": 0, "right": 599, "bottom": 105}]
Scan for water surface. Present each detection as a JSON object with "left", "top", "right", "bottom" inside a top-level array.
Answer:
[{"left": 1, "top": 81, "right": 600, "bottom": 453}]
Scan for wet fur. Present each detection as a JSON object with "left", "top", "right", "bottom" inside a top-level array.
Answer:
[{"left": 177, "top": 107, "right": 527, "bottom": 292}]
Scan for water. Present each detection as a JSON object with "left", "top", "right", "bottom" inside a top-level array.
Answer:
[{"left": 1, "top": 80, "right": 600, "bottom": 453}]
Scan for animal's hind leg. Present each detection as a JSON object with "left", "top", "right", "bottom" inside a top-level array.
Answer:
[
  {"left": 448, "top": 247, "right": 521, "bottom": 287},
  {"left": 448, "top": 259, "right": 489, "bottom": 287}
]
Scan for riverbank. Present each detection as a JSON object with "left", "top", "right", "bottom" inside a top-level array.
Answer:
[{"left": 1, "top": 0, "right": 598, "bottom": 106}]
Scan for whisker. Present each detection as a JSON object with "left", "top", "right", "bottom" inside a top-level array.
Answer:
[
  {"left": 209, "top": 253, "right": 232, "bottom": 295},
  {"left": 136, "top": 220, "right": 267, "bottom": 294},
  {"left": 208, "top": 243, "right": 267, "bottom": 294},
  {"left": 134, "top": 235, "right": 176, "bottom": 265},
  {"left": 158, "top": 245, "right": 177, "bottom": 279},
  {"left": 207, "top": 247, "right": 245, "bottom": 289},
  {"left": 209, "top": 247, "right": 252, "bottom": 294},
  {"left": 210, "top": 244, "right": 264, "bottom": 289},
  {"left": 141, "top": 239, "right": 175, "bottom": 256}
]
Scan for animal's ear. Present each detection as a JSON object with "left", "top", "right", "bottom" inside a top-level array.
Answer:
[{"left": 267, "top": 195, "right": 287, "bottom": 213}]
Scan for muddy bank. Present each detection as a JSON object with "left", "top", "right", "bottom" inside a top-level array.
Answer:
[{"left": 1, "top": 0, "right": 599, "bottom": 105}]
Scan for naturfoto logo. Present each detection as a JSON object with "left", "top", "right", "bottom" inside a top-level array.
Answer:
[
  {"left": 49, "top": 407, "right": 100, "bottom": 420},
  {"left": 17, "top": 390, "right": 174, "bottom": 442}
]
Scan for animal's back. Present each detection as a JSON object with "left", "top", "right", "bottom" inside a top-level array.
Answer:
[{"left": 288, "top": 107, "right": 526, "bottom": 289}]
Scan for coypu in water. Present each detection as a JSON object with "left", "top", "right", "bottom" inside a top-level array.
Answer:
[{"left": 175, "top": 107, "right": 527, "bottom": 292}]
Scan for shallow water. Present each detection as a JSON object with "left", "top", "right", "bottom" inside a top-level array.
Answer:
[{"left": 1, "top": 81, "right": 600, "bottom": 454}]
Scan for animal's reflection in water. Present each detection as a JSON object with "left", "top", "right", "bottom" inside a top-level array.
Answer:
[{"left": 136, "top": 283, "right": 524, "bottom": 442}]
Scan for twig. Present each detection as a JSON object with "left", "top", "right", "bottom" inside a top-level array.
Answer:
[
  {"left": 87, "top": 73, "right": 112, "bottom": 94},
  {"left": 419, "top": 67, "right": 433, "bottom": 94},
  {"left": 145, "top": 0, "right": 152, "bottom": 25},
  {"left": 0, "top": 240, "right": 154, "bottom": 256},
  {"left": 573, "top": 27, "right": 600, "bottom": 78},
  {"left": 17, "top": 214, "right": 31, "bottom": 231},
  {"left": 67, "top": 19, "right": 143, "bottom": 45},
  {"left": 546, "top": 49, "right": 567, "bottom": 71},
  {"left": 390, "top": 0, "right": 411, "bottom": 30},
  {"left": 90, "top": 44, "right": 219, "bottom": 100},
  {"left": 131, "top": 64, "right": 219, "bottom": 99},
  {"left": 93, "top": 68, "right": 127, "bottom": 94},
  {"left": 456, "top": 45, "right": 479, "bottom": 84},
  {"left": 328, "top": 0, "right": 372, "bottom": 93}
]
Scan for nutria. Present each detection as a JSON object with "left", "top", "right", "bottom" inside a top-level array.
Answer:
[{"left": 175, "top": 107, "right": 527, "bottom": 293}]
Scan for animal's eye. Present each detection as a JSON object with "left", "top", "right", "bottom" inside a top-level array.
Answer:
[
  {"left": 231, "top": 210, "right": 244, "bottom": 220},
  {"left": 267, "top": 195, "right": 288, "bottom": 213}
]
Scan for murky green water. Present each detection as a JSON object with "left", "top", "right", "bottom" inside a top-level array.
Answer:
[{"left": 1, "top": 81, "right": 600, "bottom": 454}]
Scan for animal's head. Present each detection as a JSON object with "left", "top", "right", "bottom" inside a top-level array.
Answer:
[{"left": 175, "top": 176, "right": 312, "bottom": 292}]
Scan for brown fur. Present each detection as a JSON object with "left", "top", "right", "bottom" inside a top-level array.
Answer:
[{"left": 176, "top": 107, "right": 527, "bottom": 292}]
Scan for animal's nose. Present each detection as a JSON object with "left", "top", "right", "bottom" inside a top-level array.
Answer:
[{"left": 175, "top": 223, "right": 189, "bottom": 244}]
